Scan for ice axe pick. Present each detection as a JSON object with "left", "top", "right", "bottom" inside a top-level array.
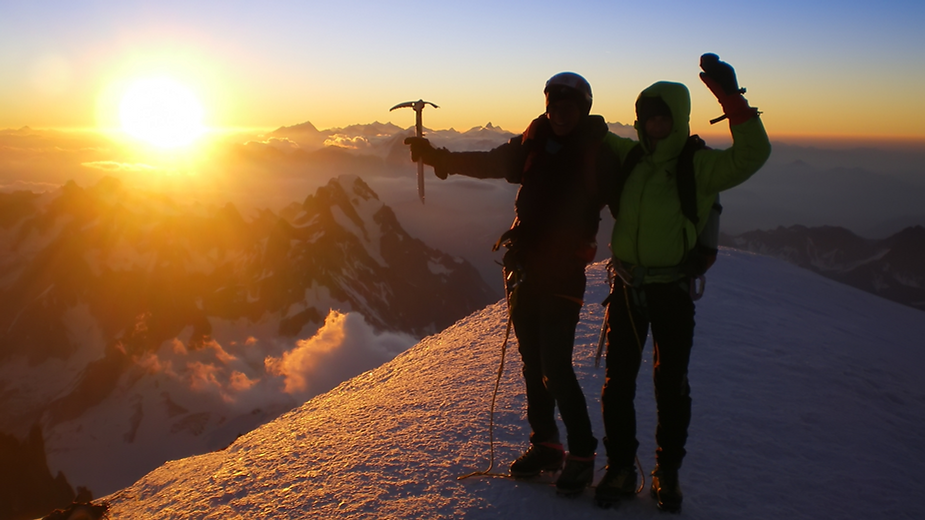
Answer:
[{"left": 390, "top": 99, "right": 438, "bottom": 204}]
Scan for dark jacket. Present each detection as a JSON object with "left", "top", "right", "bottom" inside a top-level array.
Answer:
[{"left": 441, "top": 114, "right": 619, "bottom": 298}]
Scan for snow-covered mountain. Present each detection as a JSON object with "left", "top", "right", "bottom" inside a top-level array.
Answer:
[
  {"left": 721, "top": 225, "right": 925, "bottom": 311},
  {"left": 0, "top": 175, "right": 495, "bottom": 510},
  {"left": 265, "top": 120, "right": 517, "bottom": 160},
  {"left": 264, "top": 118, "right": 628, "bottom": 164},
  {"left": 99, "top": 251, "right": 925, "bottom": 519}
]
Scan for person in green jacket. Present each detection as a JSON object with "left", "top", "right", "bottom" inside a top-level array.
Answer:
[{"left": 594, "top": 54, "right": 771, "bottom": 512}]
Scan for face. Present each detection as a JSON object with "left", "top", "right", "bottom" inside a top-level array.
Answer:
[
  {"left": 644, "top": 115, "right": 673, "bottom": 142},
  {"left": 546, "top": 99, "right": 582, "bottom": 137}
]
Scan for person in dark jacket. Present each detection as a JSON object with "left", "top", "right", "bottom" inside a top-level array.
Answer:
[
  {"left": 593, "top": 54, "right": 771, "bottom": 512},
  {"left": 404, "top": 72, "right": 619, "bottom": 495}
]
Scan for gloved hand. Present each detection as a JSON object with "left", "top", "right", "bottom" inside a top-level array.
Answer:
[
  {"left": 404, "top": 136, "right": 450, "bottom": 179},
  {"left": 699, "top": 53, "right": 758, "bottom": 125}
]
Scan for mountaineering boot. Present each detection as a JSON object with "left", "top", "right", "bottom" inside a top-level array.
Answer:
[
  {"left": 509, "top": 442, "right": 565, "bottom": 478},
  {"left": 594, "top": 464, "right": 637, "bottom": 508},
  {"left": 650, "top": 466, "right": 683, "bottom": 513},
  {"left": 555, "top": 454, "right": 595, "bottom": 497}
]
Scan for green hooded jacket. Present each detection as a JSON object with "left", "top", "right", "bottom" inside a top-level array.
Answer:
[{"left": 603, "top": 81, "right": 771, "bottom": 283}]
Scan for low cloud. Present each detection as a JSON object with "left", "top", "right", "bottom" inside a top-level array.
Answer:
[
  {"left": 243, "top": 137, "right": 301, "bottom": 153},
  {"left": 323, "top": 134, "right": 371, "bottom": 150},
  {"left": 0, "top": 180, "right": 61, "bottom": 193},
  {"left": 265, "top": 310, "right": 414, "bottom": 400},
  {"left": 81, "top": 161, "right": 159, "bottom": 172},
  {"left": 130, "top": 309, "right": 415, "bottom": 414},
  {"left": 133, "top": 337, "right": 257, "bottom": 405}
]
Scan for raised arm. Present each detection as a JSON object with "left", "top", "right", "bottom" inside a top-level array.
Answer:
[
  {"left": 693, "top": 53, "right": 772, "bottom": 194},
  {"left": 404, "top": 136, "right": 527, "bottom": 183}
]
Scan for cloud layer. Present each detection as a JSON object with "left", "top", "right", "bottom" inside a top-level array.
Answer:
[{"left": 132, "top": 310, "right": 416, "bottom": 415}]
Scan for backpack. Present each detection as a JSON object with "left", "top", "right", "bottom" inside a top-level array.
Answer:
[{"left": 609, "top": 134, "right": 721, "bottom": 278}]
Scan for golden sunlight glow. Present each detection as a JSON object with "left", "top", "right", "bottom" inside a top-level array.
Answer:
[{"left": 119, "top": 77, "right": 204, "bottom": 148}]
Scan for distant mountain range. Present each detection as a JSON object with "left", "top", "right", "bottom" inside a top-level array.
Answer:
[
  {"left": 0, "top": 174, "right": 496, "bottom": 510},
  {"left": 263, "top": 119, "right": 518, "bottom": 159},
  {"left": 719, "top": 144, "right": 925, "bottom": 238},
  {"left": 263, "top": 118, "right": 636, "bottom": 157},
  {"left": 720, "top": 225, "right": 925, "bottom": 311}
]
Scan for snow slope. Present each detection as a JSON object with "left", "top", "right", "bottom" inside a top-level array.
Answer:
[{"left": 104, "top": 250, "right": 925, "bottom": 519}]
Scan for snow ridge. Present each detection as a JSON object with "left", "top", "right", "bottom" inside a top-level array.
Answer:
[{"left": 105, "top": 251, "right": 925, "bottom": 519}]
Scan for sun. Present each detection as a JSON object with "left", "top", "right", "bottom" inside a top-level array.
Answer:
[{"left": 119, "top": 77, "right": 205, "bottom": 148}]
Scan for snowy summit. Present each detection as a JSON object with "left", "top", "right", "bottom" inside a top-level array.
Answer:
[{"left": 104, "top": 251, "right": 925, "bottom": 519}]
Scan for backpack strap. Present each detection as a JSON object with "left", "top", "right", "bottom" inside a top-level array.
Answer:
[
  {"left": 675, "top": 135, "right": 719, "bottom": 282},
  {"left": 675, "top": 135, "right": 707, "bottom": 225},
  {"left": 607, "top": 143, "right": 644, "bottom": 219}
]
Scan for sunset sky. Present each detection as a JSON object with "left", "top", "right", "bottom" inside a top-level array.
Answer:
[{"left": 2, "top": 0, "right": 923, "bottom": 142}]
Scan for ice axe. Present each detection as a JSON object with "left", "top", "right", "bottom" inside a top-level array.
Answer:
[{"left": 390, "top": 99, "right": 438, "bottom": 204}]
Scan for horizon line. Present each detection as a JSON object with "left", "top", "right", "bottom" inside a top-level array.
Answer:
[{"left": 3, "top": 124, "right": 924, "bottom": 149}]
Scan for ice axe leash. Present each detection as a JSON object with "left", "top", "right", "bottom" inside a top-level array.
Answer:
[{"left": 390, "top": 99, "right": 438, "bottom": 204}]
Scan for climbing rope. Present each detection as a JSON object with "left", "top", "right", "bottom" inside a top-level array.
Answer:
[
  {"left": 457, "top": 266, "right": 519, "bottom": 480},
  {"left": 456, "top": 312, "right": 513, "bottom": 480}
]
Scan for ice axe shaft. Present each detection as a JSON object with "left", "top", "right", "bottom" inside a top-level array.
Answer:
[
  {"left": 595, "top": 305, "right": 608, "bottom": 368},
  {"left": 390, "top": 99, "right": 438, "bottom": 204},
  {"left": 414, "top": 108, "right": 424, "bottom": 201},
  {"left": 595, "top": 261, "right": 617, "bottom": 368}
]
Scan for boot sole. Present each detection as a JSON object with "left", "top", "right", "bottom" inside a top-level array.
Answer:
[
  {"left": 509, "top": 466, "right": 562, "bottom": 479},
  {"left": 650, "top": 487, "right": 682, "bottom": 513},
  {"left": 555, "top": 476, "right": 593, "bottom": 497}
]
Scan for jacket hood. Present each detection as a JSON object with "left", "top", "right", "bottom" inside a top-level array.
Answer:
[{"left": 634, "top": 81, "right": 691, "bottom": 159}]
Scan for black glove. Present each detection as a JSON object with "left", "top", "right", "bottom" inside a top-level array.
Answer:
[
  {"left": 699, "top": 53, "right": 757, "bottom": 125},
  {"left": 699, "top": 53, "right": 742, "bottom": 96},
  {"left": 404, "top": 136, "right": 450, "bottom": 179}
]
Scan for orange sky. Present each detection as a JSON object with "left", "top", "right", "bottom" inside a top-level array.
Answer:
[{"left": 2, "top": 1, "right": 924, "bottom": 142}]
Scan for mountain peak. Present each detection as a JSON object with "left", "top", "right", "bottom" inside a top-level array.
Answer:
[{"left": 272, "top": 121, "right": 320, "bottom": 134}]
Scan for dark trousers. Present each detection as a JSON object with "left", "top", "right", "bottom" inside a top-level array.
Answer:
[
  {"left": 510, "top": 286, "right": 597, "bottom": 458},
  {"left": 601, "top": 280, "right": 694, "bottom": 470}
]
